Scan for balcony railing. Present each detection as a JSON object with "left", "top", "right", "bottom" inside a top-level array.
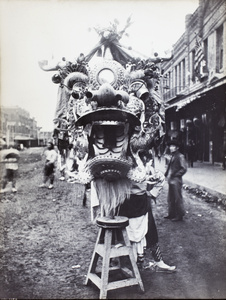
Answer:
[{"left": 163, "top": 86, "right": 187, "bottom": 102}]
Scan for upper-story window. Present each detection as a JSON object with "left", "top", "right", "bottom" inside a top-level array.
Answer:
[
  {"left": 203, "top": 38, "right": 208, "bottom": 72},
  {"left": 169, "top": 71, "right": 172, "bottom": 90},
  {"left": 175, "top": 65, "right": 178, "bottom": 89},
  {"left": 177, "top": 60, "right": 186, "bottom": 91},
  {"left": 216, "top": 25, "right": 223, "bottom": 72},
  {"left": 178, "top": 63, "right": 181, "bottom": 91},
  {"left": 182, "top": 59, "right": 186, "bottom": 89},
  {"left": 191, "top": 49, "right": 196, "bottom": 82}
]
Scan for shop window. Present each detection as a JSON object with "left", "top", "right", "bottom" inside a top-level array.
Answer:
[
  {"left": 180, "top": 119, "right": 185, "bottom": 130},
  {"left": 170, "top": 121, "right": 177, "bottom": 130},
  {"left": 202, "top": 113, "right": 207, "bottom": 125}
]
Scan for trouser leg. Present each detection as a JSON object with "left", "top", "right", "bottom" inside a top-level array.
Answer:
[
  {"left": 11, "top": 170, "right": 18, "bottom": 188},
  {"left": 83, "top": 184, "right": 88, "bottom": 206},
  {"left": 2, "top": 173, "right": 8, "bottom": 189},
  {"left": 2, "top": 169, "right": 13, "bottom": 189},
  {"left": 83, "top": 193, "right": 87, "bottom": 207},
  {"left": 151, "top": 243, "right": 163, "bottom": 262},
  {"left": 44, "top": 163, "right": 54, "bottom": 184},
  {"left": 49, "top": 173, "right": 54, "bottom": 185},
  {"left": 12, "top": 174, "right": 16, "bottom": 188},
  {"left": 43, "top": 175, "right": 48, "bottom": 184}
]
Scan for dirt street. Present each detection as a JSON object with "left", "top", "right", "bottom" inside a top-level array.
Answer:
[{"left": 0, "top": 147, "right": 226, "bottom": 299}]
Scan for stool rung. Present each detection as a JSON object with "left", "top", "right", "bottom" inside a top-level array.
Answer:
[
  {"left": 96, "top": 244, "right": 130, "bottom": 257},
  {"left": 87, "top": 273, "right": 141, "bottom": 293},
  {"left": 107, "top": 278, "right": 141, "bottom": 291},
  {"left": 94, "top": 265, "right": 121, "bottom": 274},
  {"left": 120, "top": 266, "right": 133, "bottom": 278}
]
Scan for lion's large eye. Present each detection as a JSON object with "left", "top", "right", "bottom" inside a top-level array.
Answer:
[{"left": 97, "top": 68, "right": 115, "bottom": 85}]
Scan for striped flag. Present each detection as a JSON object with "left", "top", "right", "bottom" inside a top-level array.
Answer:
[{"left": 194, "top": 35, "right": 205, "bottom": 79}]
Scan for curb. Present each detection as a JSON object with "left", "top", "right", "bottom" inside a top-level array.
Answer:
[
  {"left": 183, "top": 179, "right": 226, "bottom": 199},
  {"left": 183, "top": 179, "right": 226, "bottom": 212}
]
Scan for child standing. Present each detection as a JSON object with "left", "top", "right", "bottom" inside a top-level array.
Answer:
[{"left": 39, "top": 141, "right": 58, "bottom": 189}]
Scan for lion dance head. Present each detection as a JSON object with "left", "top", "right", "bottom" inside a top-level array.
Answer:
[{"left": 39, "top": 20, "right": 166, "bottom": 217}]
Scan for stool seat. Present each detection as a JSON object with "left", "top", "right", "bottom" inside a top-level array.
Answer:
[
  {"left": 96, "top": 216, "right": 129, "bottom": 228},
  {"left": 85, "top": 216, "right": 145, "bottom": 299}
]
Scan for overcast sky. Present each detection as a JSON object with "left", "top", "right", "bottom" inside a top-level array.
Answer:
[{"left": 0, "top": 0, "right": 199, "bottom": 131}]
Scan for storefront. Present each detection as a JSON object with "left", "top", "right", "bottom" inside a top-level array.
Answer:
[
  {"left": 14, "top": 136, "right": 38, "bottom": 149},
  {"left": 165, "top": 83, "right": 226, "bottom": 164}
]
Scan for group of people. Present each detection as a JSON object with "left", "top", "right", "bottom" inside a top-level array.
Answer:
[
  {"left": 0, "top": 138, "right": 188, "bottom": 273},
  {"left": 38, "top": 141, "right": 85, "bottom": 187},
  {"left": 38, "top": 140, "right": 90, "bottom": 206}
]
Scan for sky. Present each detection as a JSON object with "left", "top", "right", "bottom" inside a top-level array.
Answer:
[{"left": 0, "top": 0, "right": 199, "bottom": 131}]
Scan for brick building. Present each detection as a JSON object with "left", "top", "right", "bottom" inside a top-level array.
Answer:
[
  {"left": 0, "top": 106, "right": 52, "bottom": 148},
  {"left": 161, "top": 0, "right": 226, "bottom": 163}
]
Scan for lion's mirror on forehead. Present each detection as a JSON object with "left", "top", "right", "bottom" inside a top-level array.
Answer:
[{"left": 97, "top": 68, "right": 115, "bottom": 85}]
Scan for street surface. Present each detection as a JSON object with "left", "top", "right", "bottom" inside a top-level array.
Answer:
[{"left": 0, "top": 147, "right": 226, "bottom": 299}]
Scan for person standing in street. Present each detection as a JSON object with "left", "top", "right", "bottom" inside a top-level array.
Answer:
[
  {"left": 0, "top": 146, "right": 20, "bottom": 193},
  {"left": 187, "top": 139, "right": 196, "bottom": 168},
  {"left": 39, "top": 141, "right": 58, "bottom": 189},
  {"left": 164, "top": 140, "right": 187, "bottom": 221}
]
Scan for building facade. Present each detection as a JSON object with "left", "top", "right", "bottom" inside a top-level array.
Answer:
[
  {"left": 38, "top": 131, "right": 53, "bottom": 147},
  {"left": 0, "top": 106, "right": 51, "bottom": 148},
  {"left": 161, "top": 0, "right": 226, "bottom": 164}
]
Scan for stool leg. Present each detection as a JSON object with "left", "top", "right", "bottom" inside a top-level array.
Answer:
[
  {"left": 100, "top": 229, "right": 112, "bottom": 299},
  {"left": 85, "top": 228, "right": 103, "bottom": 285},
  {"left": 121, "top": 228, "right": 145, "bottom": 292},
  {"left": 131, "top": 242, "right": 137, "bottom": 261}
]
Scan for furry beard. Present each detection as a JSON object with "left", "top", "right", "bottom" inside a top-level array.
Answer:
[{"left": 93, "top": 178, "right": 131, "bottom": 217}]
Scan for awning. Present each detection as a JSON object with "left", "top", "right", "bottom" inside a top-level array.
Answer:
[
  {"left": 7, "top": 121, "right": 16, "bottom": 126},
  {"left": 14, "top": 136, "right": 34, "bottom": 140},
  {"left": 166, "top": 75, "right": 226, "bottom": 112},
  {"left": 166, "top": 95, "right": 200, "bottom": 112},
  {"left": 175, "top": 96, "right": 201, "bottom": 111}
]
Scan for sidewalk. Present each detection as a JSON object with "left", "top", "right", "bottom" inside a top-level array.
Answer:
[{"left": 155, "top": 158, "right": 226, "bottom": 198}]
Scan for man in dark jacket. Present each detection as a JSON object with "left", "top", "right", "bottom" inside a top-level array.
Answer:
[{"left": 164, "top": 140, "right": 187, "bottom": 221}]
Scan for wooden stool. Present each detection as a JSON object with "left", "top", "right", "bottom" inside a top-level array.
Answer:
[{"left": 85, "top": 216, "right": 145, "bottom": 299}]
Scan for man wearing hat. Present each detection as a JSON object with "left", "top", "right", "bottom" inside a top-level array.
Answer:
[{"left": 164, "top": 139, "right": 187, "bottom": 221}]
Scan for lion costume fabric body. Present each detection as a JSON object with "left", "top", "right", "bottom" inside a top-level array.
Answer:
[{"left": 39, "top": 19, "right": 167, "bottom": 217}]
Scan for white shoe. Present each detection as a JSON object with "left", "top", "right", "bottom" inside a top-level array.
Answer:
[
  {"left": 144, "top": 261, "right": 155, "bottom": 269},
  {"left": 12, "top": 188, "right": 17, "bottom": 193},
  {"left": 59, "top": 177, "right": 65, "bottom": 181},
  {"left": 154, "top": 260, "right": 176, "bottom": 272},
  {"left": 48, "top": 184, "right": 53, "bottom": 189},
  {"left": 0, "top": 189, "right": 6, "bottom": 193},
  {"left": 39, "top": 183, "right": 46, "bottom": 188}
]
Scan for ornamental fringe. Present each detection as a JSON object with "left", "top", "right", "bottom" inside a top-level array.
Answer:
[{"left": 93, "top": 178, "right": 131, "bottom": 217}]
